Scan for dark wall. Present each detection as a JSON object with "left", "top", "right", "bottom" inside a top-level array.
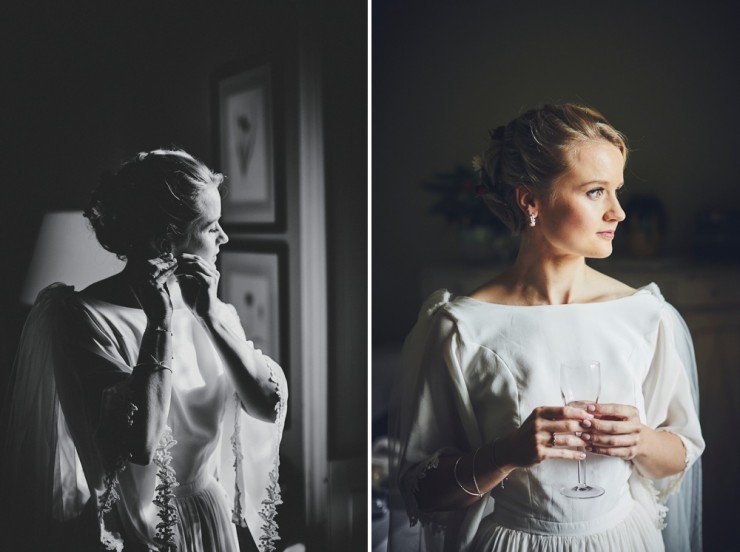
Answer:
[{"left": 372, "top": 1, "right": 740, "bottom": 346}]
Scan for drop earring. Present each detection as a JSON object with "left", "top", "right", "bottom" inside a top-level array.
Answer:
[{"left": 529, "top": 213, "right": 537, "bottom": 227}]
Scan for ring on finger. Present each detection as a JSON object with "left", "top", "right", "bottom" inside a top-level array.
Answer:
[{"left": 549, "top": 433, "right": 557, "bottom": 446}]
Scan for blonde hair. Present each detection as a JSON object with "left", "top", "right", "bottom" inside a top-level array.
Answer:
[{"left": 475, "top": 103, "right": 628, "bottom": 234}]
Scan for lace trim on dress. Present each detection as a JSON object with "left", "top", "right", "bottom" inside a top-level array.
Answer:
[
  {"left": 257, "top": 358, "right": 286, "bottom": 552},
  {"left": 229, "top": 392, "right": 246, "bottom": 527},
  {"left": 153, "top": 427, "right": 180, "bottom": 551},
  {"left": 654, "top": 429, "right": 693, "bottom": 501},
  {"left": 631, "top": 474, "right": 670, "bottom": 529},
  {"left": 629, "top": 430, "right": 691, "bottom": 531},
  {"left": 96, "top": 382, "right": 181, "bottom": 551},
  {"left": 96, "top": 384, "right": 138, "bottom": 551},
  {"left": 229, "top": 356, "right": 286, "bottom": 552},
  {"left": 401, "top": 451, "right": 447, "bottom": 534}
]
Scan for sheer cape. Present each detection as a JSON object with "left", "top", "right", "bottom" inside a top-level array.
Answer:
[
  {"left": 387, "top": 284, "right": 703, "bottom": 552},
  {"left": 0, "top": 283, "right": 287, "bottom": 551}
]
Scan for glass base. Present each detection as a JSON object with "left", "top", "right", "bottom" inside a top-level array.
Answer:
[{"left": 559, "top": 484, "right": 605, "bottom": 499}]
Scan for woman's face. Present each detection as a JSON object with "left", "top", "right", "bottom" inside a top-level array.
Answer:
[
  {"left": 535, "top": 140, "right": 626, "bottom": 259},
  {"left": 176, "top": 186, "right": 229, "bottom": 263}
]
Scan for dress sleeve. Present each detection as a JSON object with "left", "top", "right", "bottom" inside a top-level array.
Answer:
[
  {"left": 393, "top": 305, "right": 493, "bottom": 535},
  {"left": 214, "top": 300, "right": 287, "bottom": 552},
  {"left": 632, "top": 304, "right": 705, "bottom": 489},
  {"left": 58, "top": 299, "right": 134, "bottom": 457},
  {"left": 629, "top": 301, "right": 705, "bottom": 544}
]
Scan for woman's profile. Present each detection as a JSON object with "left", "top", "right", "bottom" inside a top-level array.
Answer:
[
  {"left": 389, "top": 104, "right": 704, "bottom": 551},
  {"left": 1, "top": 149, "right": 287, "bottom": 551}
]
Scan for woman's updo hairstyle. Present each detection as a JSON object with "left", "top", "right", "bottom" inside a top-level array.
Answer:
[
  {"left": 474, "top": 103, "right": 628, "bottom": 234},
  {"left": 84, "top": 148, "right": 224, "bottom": 260}
]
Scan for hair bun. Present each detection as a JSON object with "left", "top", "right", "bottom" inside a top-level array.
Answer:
[{"left": 83, "top": 148, "right": 224, "bottom": 259}]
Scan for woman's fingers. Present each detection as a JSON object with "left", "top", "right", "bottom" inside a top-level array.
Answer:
[
  {"left": 154, "top": 264, "right": 178, "bottom": 284},
  {"left": 537, "top": 417, "right": 594, "bottom": 434},
  {"left": 539, "top": 445, "right": 586, "bottom": 461},
  {"left": 587, "top": 432, "right": 639, "bottom": 448},
  {"left": 178, "top": 253, "right": 218, "bottom": 270},
  {"left": 534, "top": 405, "right": 595, "bottom": 421},
  {"left": 586, "top": 445, "right": 638, "bottom": 460},
  {"left": 590, "top": 418, "right": 641, "bottom": 435},
  {"left": 593, "top": 403, "right": 636, "bottom": 420},
  {"left": 176, "top": 256, "right": 219, "bottom": 280},
  {"left": 538, "top": 432, "right": 589, "bottom": 448}
]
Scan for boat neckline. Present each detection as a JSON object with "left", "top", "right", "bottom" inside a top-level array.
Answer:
[{"left": 454, "top": 282, "right": 657, "bottom": 309}]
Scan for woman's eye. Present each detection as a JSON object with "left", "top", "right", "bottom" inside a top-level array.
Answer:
[
  {"left": 210, "top": 226, "right": 220, "bottom": 233},
  {"left": 586, "top": 188, "right": 604, "bottom": 199}
]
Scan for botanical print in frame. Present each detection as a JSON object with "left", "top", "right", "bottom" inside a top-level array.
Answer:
[
  {"left": 215, "top": 63, "right": 285, "bottom": 231},
  {"left": 218, "top": 241, "right": 289, "bottom": 406}
]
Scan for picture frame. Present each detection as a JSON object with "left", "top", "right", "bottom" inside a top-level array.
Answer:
[
  {"left": 218, "top": 240, "right": 290, "bottom": 418},
  {"left": 213, "top": 60, "right": 285, "bottom": 232}
]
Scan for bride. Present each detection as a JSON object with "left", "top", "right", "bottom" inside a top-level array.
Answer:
[
  {"left": 1, "top": 149, "right": 287, "bottom": 551},
  {"left": 389, "top": 104, "right": 704, "bottom": 552}
]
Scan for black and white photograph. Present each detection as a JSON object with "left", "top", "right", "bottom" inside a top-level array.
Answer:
[{"left": 0, "top": 1, "right": 366, "bottom": 551}]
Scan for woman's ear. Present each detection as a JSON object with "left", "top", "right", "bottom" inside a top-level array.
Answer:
[{"left": 515, "top": 185, "right": 539, "bottom": 219}]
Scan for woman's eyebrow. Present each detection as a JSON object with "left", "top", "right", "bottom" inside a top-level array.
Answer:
[{"left": 578, "top": 180, "right": 624, "bottom": 188}]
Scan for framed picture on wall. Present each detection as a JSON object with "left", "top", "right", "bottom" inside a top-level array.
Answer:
[
  {"left": 214, "top": 61, "right": 285, "bottom": 231},
  {"left": 218, "top": 241, "right": 289, "bottom": 386}
]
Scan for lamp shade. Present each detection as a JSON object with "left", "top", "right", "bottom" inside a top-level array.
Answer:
[{"left": 21, "top": 211, "right": 125, "bottom": 305}]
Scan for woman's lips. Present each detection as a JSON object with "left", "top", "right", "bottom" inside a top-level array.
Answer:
[{"left": 597, "top": 231, "right": 615, "bottom": 240}]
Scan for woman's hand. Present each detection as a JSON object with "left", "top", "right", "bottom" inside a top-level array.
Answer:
[
  {"left": 176, "top": 253, "right": 220, "bottom": 321},
  {"left": 126, "top": 253, "right": 177, "bottom": 325},
  {"left": 585, "top": 403, "right": 645, "bottom": 460},
  {"left": 496, "top": 405, "right": 595, "bottom": 471}
]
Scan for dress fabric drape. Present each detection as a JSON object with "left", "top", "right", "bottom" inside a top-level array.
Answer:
[
  {"left": 0, "top": 283, "right": 287, "bottom": 552},
  {"left": 388, "top": 283, "right": 704, "bottom": 552}
]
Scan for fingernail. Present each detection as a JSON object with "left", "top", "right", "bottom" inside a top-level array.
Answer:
[
  {"left": 580, "top": 452, "right": 587, "bottom": 459},
  {"left": 587, "top": 404, "right": 596, "bottom": 412},
  {"left": 582, "top": 433, "right": 591, "bottom": 441},
  {"left": 575, "top": 431, "right": 582, "bottom": 437},
  {"left": 581, "top": 420, "right": 592, "bottom": 428}
]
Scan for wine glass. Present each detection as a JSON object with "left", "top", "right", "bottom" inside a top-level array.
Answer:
[{"left": 559, "top": 360, "right": 605, "bottom": 499}]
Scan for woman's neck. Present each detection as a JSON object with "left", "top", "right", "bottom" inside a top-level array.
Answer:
[{"left": 504, "top": 242, "right": 590, "bottom": 306}]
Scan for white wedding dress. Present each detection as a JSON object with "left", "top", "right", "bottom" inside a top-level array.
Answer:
[
  {"left": 1, "top": 284, "right": 287, "bottom": 552},
  {"left": 389, "top": 284, "right": 704, "bottom": 552}
]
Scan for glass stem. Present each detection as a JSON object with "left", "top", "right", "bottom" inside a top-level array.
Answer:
[{"left": 577, "top": 459, "right": 584, "bottom": 488}]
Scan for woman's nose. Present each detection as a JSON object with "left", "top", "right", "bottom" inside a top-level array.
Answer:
[
  {"left": 606, "top": 196, "right": 626, "bottom": 223},
  {"left": 219, "top": 226, "right": 229, "bottom": 245}
]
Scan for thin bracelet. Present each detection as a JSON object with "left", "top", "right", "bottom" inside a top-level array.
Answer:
[
  {"left": 490, "top": 439, "right": 509, "bottom": 489},
  {"left": 453, "top": 456, "right": 482, "bottom": 498},
  {"left": 152, "top": 327, "right": 173, "bottom": 337},
  {"left": 135, "top": 362, "right": 173, "bottom": 374},
  {"left": 134, "top": 354, "right": 173, "bottom": 374},
  {"left": 472, "top": 447, "right": 483, "bottom": 495}
]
